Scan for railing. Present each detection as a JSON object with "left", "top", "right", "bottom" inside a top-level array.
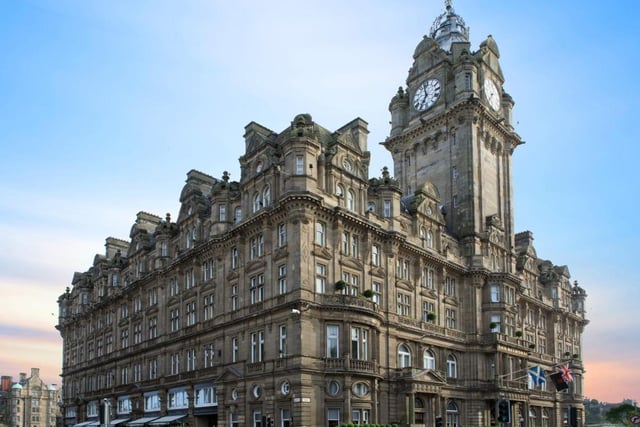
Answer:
[
  {"left": 318, "top": 294, "right": 377, "bottom": 312},
  {"left": 322, "top": 357, "right": 378, "bottom": 374},
  {"left": 247, "top": 361, "right": 265, "bottom": 373}
]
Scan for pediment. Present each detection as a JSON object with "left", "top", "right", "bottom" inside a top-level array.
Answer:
[
  {"left": 217, "top": 367, "right": 242, "bottom": 381},
  {"left": 245, "top": 259, "right": 266, "bottom": 274},
  {"left": 369, "top": 267, "right": 386, "bottom": 278},
  {"left": 313, "top": 246, "right": 333, "bottom": 261},
  {"left": 396, "top": 279, "right": 413, "bottom": 292},
  {"left": 339, "top": 257, "right": 364, "bottom": 271},
  {"left": 414, "top": 369, "right": 447, "bottom": 384},
  {"left": 401, "top": 368, "right": 447, "bottom": 385},
  {"left": 443, "top": 296, "right": 458, "bottom": 306},
  {"left": 273, "top": 247, "right": 289, "bottom": 261}
]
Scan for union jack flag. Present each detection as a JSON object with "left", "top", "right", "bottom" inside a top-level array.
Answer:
[{"left": 558, "top": 364, "right": 573, "bottom": 383}]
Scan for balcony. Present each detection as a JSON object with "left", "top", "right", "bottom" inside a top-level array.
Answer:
[
  {"left": 318, "top": 294, "right": 377, "bottom": 312},
  {"left": 323, "top": 356, "right": 378, "bottom": 374}
]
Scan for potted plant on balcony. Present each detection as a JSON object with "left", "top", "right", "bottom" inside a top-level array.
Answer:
[
  {"left": 489, "top": 322, "right": 498, "bottom": 330},
  {"left": 362, "top": 289, "right": 374, "bottom": 298},
  {"left": 426, "top": 312, "right": 436, "bottom": 321},
  {"left": 515, "top": 330, "right": 523, "bottom": 337},
  {"left": 529, "top": 343, "right": 536, "bottom": 349},
  {"left": 335, "top": 280, "right": 346, "bottom": 292}
]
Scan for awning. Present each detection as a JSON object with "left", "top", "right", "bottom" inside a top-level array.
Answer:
[
  {"left": 87, "top": 422, "right": 100, "bottom": 426},
  {"left": 149, "top": 415, "right": 186, "bottom": 425},
  {"left": 73, "top": 422, "right": 94, "bottom": 427},
  {"left": 110, "top": 419, "right": 130, "bottom": 426},
  {"left": 127, "top": 417, "right": 160, "bottom": 426}
]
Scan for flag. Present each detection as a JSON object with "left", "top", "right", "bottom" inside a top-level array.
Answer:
[
  {"left": 558, "top": 364, "right": 573, "bottom": 383},
  {"left": 549, "top": 372, "right": 569, "bottom": 391},
  {"left": 528, "top": 365, "right": 546, "bottom": 387}
]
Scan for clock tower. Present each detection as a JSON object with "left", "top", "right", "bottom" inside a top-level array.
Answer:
[{"left": 384, "top": 0, "right": 523, "bottom": 269}]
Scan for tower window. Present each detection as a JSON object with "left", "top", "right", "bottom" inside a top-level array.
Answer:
[
  {"left": 383, "top": 200, "right": 391, "bottom": 217},
  {"left": 295, "top": 155, "right": 304, "bottom": 175}
]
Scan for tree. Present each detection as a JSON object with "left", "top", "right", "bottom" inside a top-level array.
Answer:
[{"left": 604, "top": 403, "right": 639, "bottom": 426}]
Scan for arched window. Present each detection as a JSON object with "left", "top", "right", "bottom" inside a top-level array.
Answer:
[
  {"left": 446, "top": 401, "right": 459, "bottom": 427},
  {"left": 420, "top": 227, "right": 426, "bottom": 243},
  {"left": 398, "top": 344, "right": 411, "bottom": 368},
  {"left": 346, "top": 189, "right": 355, "bottom": 210},
  {"left": 234, "top": 207, "right": 242, "bottom": 223},
  {"left": 422, "top": 349, "right": 435, "bottom": 370},
  {"left": 336, "top": 184, "right": 344, "bottom": 198},
  {"left": 427, "top": 230, "right": 434, "bottom": 248},
  {"left": 252, "top": 193, "right": 261, "bottom": 213},
  {"left": 262, "top": 186, "right": 271, "bottom": 208},
  {"left": 446, "top": 354, "right": 457, "bottom": 378}
]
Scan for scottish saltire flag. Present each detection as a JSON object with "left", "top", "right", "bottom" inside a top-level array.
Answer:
[
  {"left": 558, "top": 364, "right": 573, "bottom": 382},
  {"left": 528, "top": 365, "right": 546, "bottom": 386}
]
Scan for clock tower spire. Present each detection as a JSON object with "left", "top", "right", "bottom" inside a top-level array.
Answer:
[
  {"left": 430, "top": 0, "right": 469, "bottom": 51},
  {"left": 384, "top": 2, "right": 523, "bottom": 269}
]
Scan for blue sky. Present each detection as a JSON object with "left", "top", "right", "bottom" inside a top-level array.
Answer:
[{"left": 1, "top": 0, "right": 638, "bottom": 402}]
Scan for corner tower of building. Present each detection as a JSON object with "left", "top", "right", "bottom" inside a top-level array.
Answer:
[{"left": 385, "top": 1, "right": 522, "bottom": 269}]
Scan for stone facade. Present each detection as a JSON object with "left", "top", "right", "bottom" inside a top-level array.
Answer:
[
  {"left": 56, "top": 3, "right": 588, "bottom": 427},
  {"left": 0, "top": 369, "right": 60, "bottom": 427}
]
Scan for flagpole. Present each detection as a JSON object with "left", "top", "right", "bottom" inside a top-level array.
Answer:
[{"left": 495, "top": 357, "right": 575, "bottom": 379}]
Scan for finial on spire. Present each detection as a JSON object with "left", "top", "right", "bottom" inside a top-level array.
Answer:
[{"left": 430, "top": 0, "right": 469, "bottom": 51}]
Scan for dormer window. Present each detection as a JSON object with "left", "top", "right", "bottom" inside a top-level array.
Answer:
[
  {"left": 255, "top": 161, "right": 263, "bottom": 173},
  {"left": 346, "top": 190, "right": 355, "bottom": 210},
  {"left": 253, "top": 193, "right": 262, "bottom": 213},
  {"left": 263, "top": 186, "right": 271, "bottom": 208},
  {"left": 336, "top": 184, "right": 344, "bottom": 198},
  {"left": 426, "top": 230, "right": 434, "bottom": 248}
]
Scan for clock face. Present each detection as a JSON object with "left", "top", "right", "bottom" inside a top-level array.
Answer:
[
  {"left": 342, "top": 158, "right": 352, "bottom": 171},
  {"left": 413, "top": 79, "right": 441, "bottom": 111},
  {"left": 484, "top": 78, "right": 500, "bottom": 111}
]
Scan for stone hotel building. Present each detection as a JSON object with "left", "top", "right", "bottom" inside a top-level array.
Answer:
[{"left": 57, "top": 3, "right": 588, "bottom": 427}]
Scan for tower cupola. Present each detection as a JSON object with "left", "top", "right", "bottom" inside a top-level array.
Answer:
[{"left": 429, "top": 0, "right": 469, "bottom": 51}]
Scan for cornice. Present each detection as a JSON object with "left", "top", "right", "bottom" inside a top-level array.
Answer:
[{"left": 384, "top": 97, "right": 522, "bottom": 151}]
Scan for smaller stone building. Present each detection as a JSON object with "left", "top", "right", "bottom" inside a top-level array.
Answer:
[{"left": 0, "top": 369, "right": 60, "bottom": 427}]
